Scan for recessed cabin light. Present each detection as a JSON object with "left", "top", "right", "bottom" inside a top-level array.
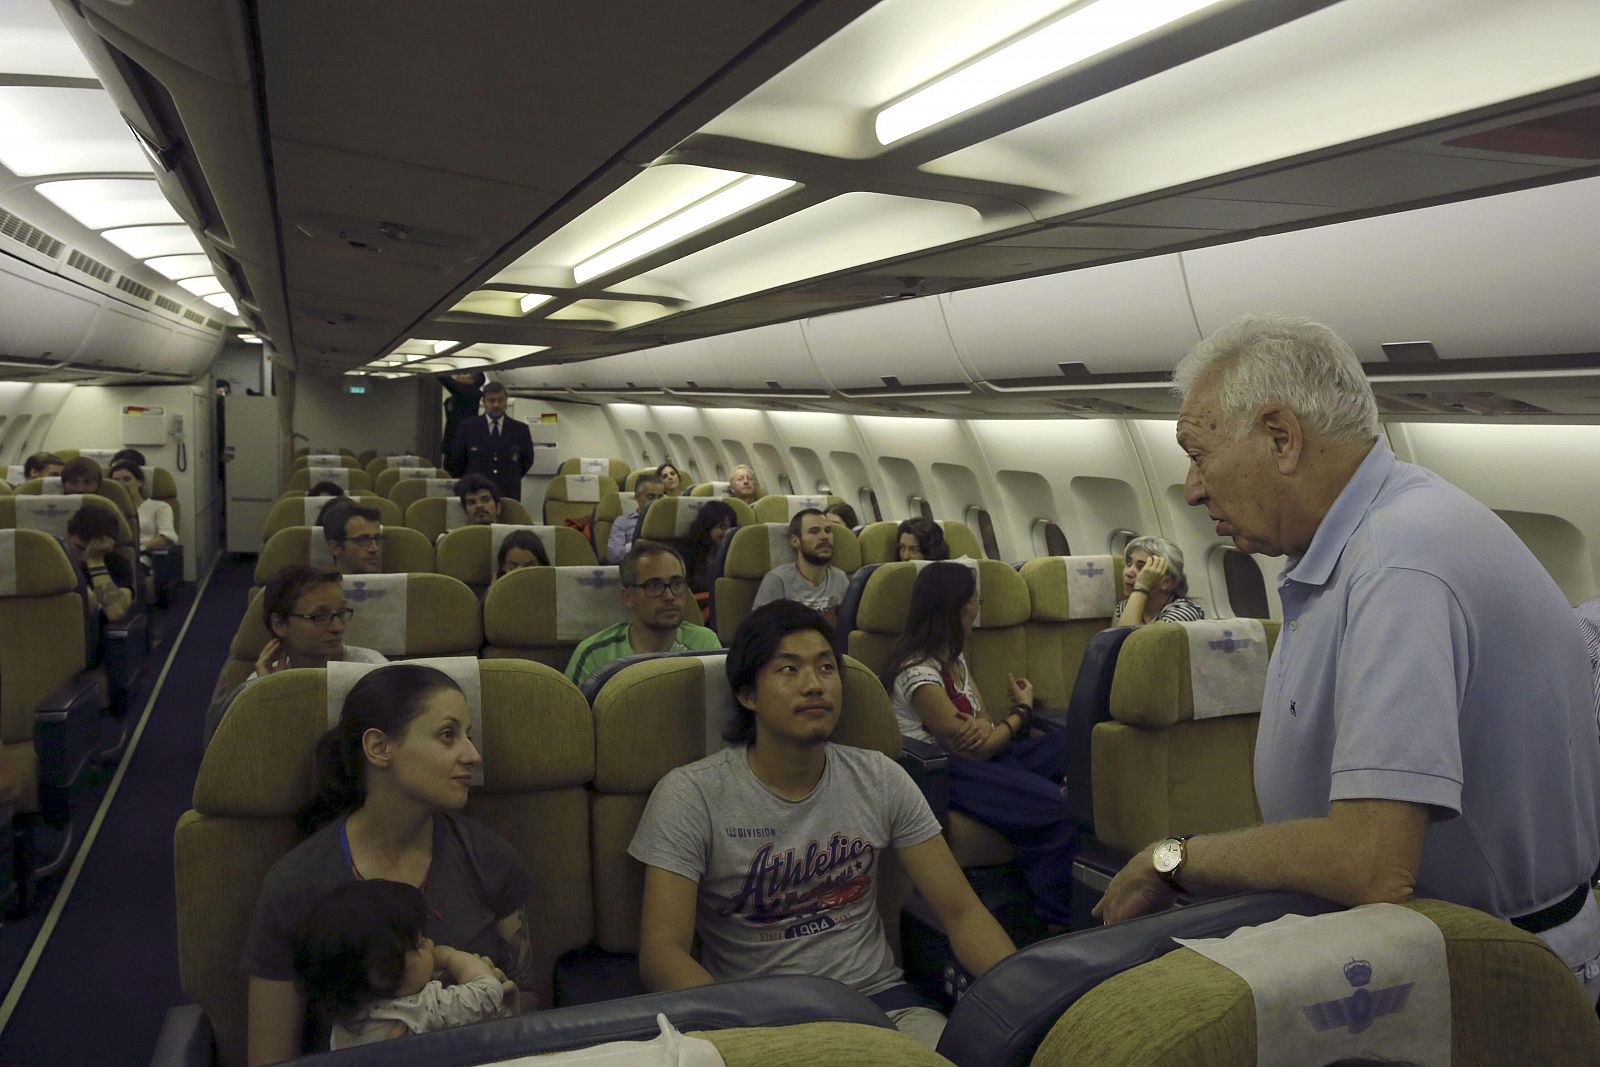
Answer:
[
  {"left": 178, "top": 276, "right": 225, "bottom": 297},
  {"left": 238, "top": 333, "right": 263, "bottom": 344},
  {"left": 143, "top": 254, "right": 213, "bottom": 280},
  {"left": 101, "top": 224, "right": 203, "bottom": 258},
  {"left": 519, "top": 292, "right": 553, "bottom": 315},
  {"left": 874, "top": 0, "right": 1225, "bottom": 146},
  {"left": 34, "top": 179, "right": 182, "bottom": 230},
  {"left": 572, "top": 174, "right": 797, "bottom": 284}
]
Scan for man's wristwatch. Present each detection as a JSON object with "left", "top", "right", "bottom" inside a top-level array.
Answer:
[{"left": 1152, "top": 835, "right": 1193, "bottom": 892}]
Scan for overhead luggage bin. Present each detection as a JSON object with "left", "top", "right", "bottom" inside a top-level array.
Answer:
[
  {"left": 803, "top": 296, "right": 972, "bottom": 395},
  {"left": 942, "top": 256, "right": 1202, "bottom": 384},
  {"left": 666, "top": 320, "right": 828, "bottom": 395}
]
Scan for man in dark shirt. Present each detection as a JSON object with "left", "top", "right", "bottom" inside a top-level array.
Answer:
[
  {"left": 449, "top": 381, "right": 533, "bottom": 501},
  {"left": 66, "top": 506, "right": 133, "bottom": 623}
]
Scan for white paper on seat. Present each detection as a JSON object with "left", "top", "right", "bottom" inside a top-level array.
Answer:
[
  {"left": 327, "top": 656, "right": 484, "bottom": 785},
  {"left": 310, "top": 534, "right": 337, "bottom": 571},
  {"left": 1183, "top": 618, "right": 1270, "bottom": 719},
  {"left": 764, "top": 523, "right": 791, "bottom": 565},
  {"left": 1176, "top": 903, "right": 1451, "bottom": 1067},
  {"left": 700, "top": 654, "right": 734, "bottom": 757},
  {"left": 341, "top": 573, "right": 408, "bottom": 655},
  {"left": 565, "top": 475, "right": 601, "bottom": 504},
  {"left": 4, "top": 465, "right": 24, "bottom": 487},
  {"left": 0, "top": 530, "right": 18, "bottom": 596},
  {"left": 490, "top": 523, "right": 557, "bottom": 568},
  {"left": 555, "top": 565, "right": 626, "bottom": 640},
  {"left": 388, "top": 453, "right": 426, "bottom": 466},
  {"left": 487, "top": 1014, "right": 725, "bottom": 1067},
  {"left": 705, "top": 481, "right": 731, "bottom": 497},
  {"left": 1061, "top": 555, "right": 1118, "bottom": 620},
  {"left": 785, "top": 494, "right": 826, "bottom": 518},
  {"left": 445, "top": 498, "right": 469, "bottom": 531},
  {"left": 16, "top": 494, "right": 84, "bottom": 540},
  {"left": 670, "top": 497, "right": 712, "bottom": 538},
  {"left": 425, "top": 478, "right": 458, "bottom": 498},
  {"left": 78, "top": 448, "right": 117, "bottom": 465},
  {"left": 578, "top": 457, "right": 609, "bottom": 475},
  {"left": 39, "top": 475, "right": 63, "bottom": 495},
  {"left": 397, "top": 466, "right": 436, "bottom": 481},
  {"left": 303, "top": 496, "right": 341, "bottom": 527},
  {"left": 308, "top": 466, "right": 349, "bottom": 488},
  {"left": 307, "top": 453, "right": 343, "bottom": 465}
]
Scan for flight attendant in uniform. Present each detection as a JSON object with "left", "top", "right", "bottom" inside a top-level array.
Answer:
[
  {"left": 437, "top": 370, "right": 485, "bottom": 476},
  {"left": 448, "top": 380, "right": 533, "bottom": 501}
]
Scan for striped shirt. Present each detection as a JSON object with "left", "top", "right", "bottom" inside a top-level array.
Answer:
[
  {"left": 565, "top": 620, "right": 720, "bottom": 688},
  {"left": 1113, "top": 595, "right": 1206, "bottom": 623},
  {"left": 1578, "top": 598, "right": 1600, "bottom": 730}
]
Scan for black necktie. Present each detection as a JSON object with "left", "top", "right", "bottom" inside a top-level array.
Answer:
[{"left": 491, "top": 418, "right": 500, "bottom": 438}]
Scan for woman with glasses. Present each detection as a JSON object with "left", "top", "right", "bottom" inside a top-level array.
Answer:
[
  {"left": 882, "top": 562, "right": 1076, "bottom": 928},
  {"left": 564, "top": 541, "right": 720, "bottom": 689},
  {"left": 249, "top": 565, "right": 388, "bottom": 681}
]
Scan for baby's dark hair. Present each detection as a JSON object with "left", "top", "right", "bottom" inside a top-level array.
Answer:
[{"left": 291, "top": 880, "right": 426, "bottom": 1023}]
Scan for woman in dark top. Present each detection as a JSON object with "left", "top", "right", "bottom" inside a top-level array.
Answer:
[
  {"left": 243, "top": 664, "right": 534, "bottom": 1065},
  {"left": 438, "top": 372, "right": 485, "bottom": 475}
]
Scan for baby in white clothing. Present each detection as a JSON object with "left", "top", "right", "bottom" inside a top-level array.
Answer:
[{"left": 291, "top": 879, "right": 516, "bottom": 1049}]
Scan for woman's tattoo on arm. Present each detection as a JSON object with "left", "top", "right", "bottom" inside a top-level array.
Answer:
[{"left": 500, "top": 908, "right": 537, "bottom": 990}]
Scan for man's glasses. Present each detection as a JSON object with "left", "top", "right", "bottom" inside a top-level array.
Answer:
[
  {"left": 289, "top": 607, "right": 356, "bottom": 628},
  {"left": 625, "top": 577, "right": 689, "bottom": 598},
  {"left": 336, "top": 534, "right": 384, "bottom": 548}
]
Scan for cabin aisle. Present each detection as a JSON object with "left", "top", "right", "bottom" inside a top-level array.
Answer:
[{"left": 0, "top": 555, "right": 255, "bottom": 1067}]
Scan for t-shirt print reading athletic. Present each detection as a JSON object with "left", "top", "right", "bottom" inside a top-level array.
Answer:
[{"left": 629, "top": 743, "right": 942, "bottom": 996}]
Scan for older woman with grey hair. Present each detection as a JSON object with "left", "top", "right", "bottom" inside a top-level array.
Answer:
[{"left": 1115, "top": 535, "right": 1204, "bottom": 625}]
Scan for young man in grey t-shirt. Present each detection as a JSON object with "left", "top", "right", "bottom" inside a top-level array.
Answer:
[
  {"left": 629, "top": 601, "right": 1015, "bottom": 1048},
  {"left": 750, "top": 509, "right": 850, "bottom": 626}
]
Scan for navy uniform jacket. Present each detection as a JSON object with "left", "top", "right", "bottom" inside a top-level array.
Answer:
[{"left": 450, "top": 413, "right": 533, "bottom": 500}]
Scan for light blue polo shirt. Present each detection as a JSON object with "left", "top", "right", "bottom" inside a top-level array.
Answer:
[{"left": 1257, "top": 438, "right": 1600, "bottom": 919}]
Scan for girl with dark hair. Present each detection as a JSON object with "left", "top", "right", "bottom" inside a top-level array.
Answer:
[
  {"left": 655, "top": 461, "right": 685, "bottom": 497},
  {"left": 681, "top": 499, "right": 737, "bottom": 598},
  {"left": 243, "top": 664, "right": 535, "bottom": 1065},
  {"left": 495, "top": 529, "right": 549, "bottom": 578},
  {"left": 292, "top": 880, "right": 513, "bottom": 1049},
  {"left": 825, "top": 502, "right": 859, "bottom": 529},
  {"left": 882, "top": 563, "right": 1076, "bottom": 927},
  {"left": 896, "top": 517, "right": 949, "bottom": 561}
]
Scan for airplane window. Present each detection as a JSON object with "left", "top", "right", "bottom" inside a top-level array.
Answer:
[
  {"left": 1036, "top": 518, "right": 1075, "bottom": 556},
  {"left": 777, "top": 472, "right": 793, "bottom": 493},
  {"left": 967, "top": 507, "right": 1001, "bottom": 560},
  {"left": 815, "top": 480, "right": 831, "bottom": 494},
  {"left": 861, "top": 488, "right": 882, "bottom": 522},
  {"left": 910, "top": 496, "right": 933, "bottom": 520},
  {"left": 1222, "top": 549, "right": 1270, "bottom": 619},
  {"left": 1108, "top": 528, "right": 1137, "bottom": 557}
]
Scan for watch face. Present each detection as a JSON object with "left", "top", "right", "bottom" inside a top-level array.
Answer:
[{"left": 1153, "top": 839, "right": 1182, "bottom": 874}]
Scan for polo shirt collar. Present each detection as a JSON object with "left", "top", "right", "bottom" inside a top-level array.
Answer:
[{"left": 1281, "top": 437, "right": 1394, "bottom": 589}]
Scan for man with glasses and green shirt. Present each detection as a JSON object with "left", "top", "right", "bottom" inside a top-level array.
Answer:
[
  {"left": 320, "top": 500, "right": 385, "bottom": 575},
  {"left": 566, "top": 540, "right": 720, "bottom": 689}
]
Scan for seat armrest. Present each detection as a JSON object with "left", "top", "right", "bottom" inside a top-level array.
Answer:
[
  {"left": 898, "top": 737, "right": 949, "bottom": 824},
  {"left": 36, "top": 669, "right": 108, "bottom": 798},
  {"left": 149, "top": 1004, "right": 213, "bottom": 1067},
  {"left": 102, "top": 611, "right": 152, "bottom": 704},
  {"left": 1031, "top": 706, "right": 1068, "bottom": 732}
]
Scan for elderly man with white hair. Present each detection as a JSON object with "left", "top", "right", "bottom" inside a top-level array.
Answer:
[{"left": 1093, "top": 313, "right": 1600, "bottom": 1005}]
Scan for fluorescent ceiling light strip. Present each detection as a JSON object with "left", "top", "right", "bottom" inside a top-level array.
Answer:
[
  {"left": 238, "top": 333, "right": 263, "bottom": 344},
  {"left": 101, "top": 224, "right": 204, "bottom": 258},
  {"left": 178, "top": 276, "right": 224, "bottom": 297},
  {"left": 204, "top": 292, "right": 238, "bottom": 315},
  {"left": 519, "top": 292, "right": 553, "bottom": 315},
  {"left": 432, "top": 340, "right": 459, "bottom": 354},
  {"left": 143, "top": 254, "right": 213, "bottom": 280},
  {"left": 875, "top": 0, "right": 1224, "bottom": 145},
  {"left": 34, "top": 179, "right": 182, "bottom": 230},
  {"left": 573, "top": 174, "right": 797, "bottom": 284}
]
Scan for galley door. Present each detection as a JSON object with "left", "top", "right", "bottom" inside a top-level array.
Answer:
[{"left": 223, "top": 394, "right": 283, "bottom": 553}]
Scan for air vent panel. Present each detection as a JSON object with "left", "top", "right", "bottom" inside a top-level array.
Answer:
[
  {"left": 155, "top": 295, "right": 182, "bottom": 313},
  {"left": 68, "top": 250, "right": 115, "bottom": 283},
  {"left": 183, "top": 309, "right": 206, "bottom": 324},
  {"left": 116, "top": 277, "right": 156, "bottom": 301},
  {"left": 0, "top": 209, "right": 66, "bottom": 258}
]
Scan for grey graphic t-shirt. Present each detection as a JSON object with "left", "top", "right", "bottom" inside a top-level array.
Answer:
[
  {"left": 629, "top": 743, "right": 942, "bottom": 995},
  {"left": 752, "top": 563, "right": 850, "bottom": 615}
]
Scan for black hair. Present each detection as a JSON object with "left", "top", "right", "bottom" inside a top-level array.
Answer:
[
  {"left": 307, "top": 481, "right": 347, "bottom": 498},
  {"left": 321, "top": 500, "right": 382, "bottom": 542},
  {"left": 496, "top": 529, "right": 549, "bottom": 575},
  {"left": 481, "top": 380, "right": 508, "bottom": 398},
  {"left": 722, "top": 600, "right": 836, "bottom": 744},
  {"left": 633, "top": 474, "right": 664, "bottom": 496},
  {"left": 455, "top": 472, "right": 501, "bottom": 508},
  {"left": 23, "top": 452, "right": 64, "bottom": 479},
  {"left": 654, "top": 460, "right": 680, "bottom": 483},
  {"left": 881, "top": 562, "right": 974, "bottom": 692},
  {"left": 262, "top": 564, "right": 343, "bottom": 632},
  {"left": 825, "top": 502, "right": 859, "bottom": 528},
  {"left": 897, "top": 517, "right": 950, "bottom": 561},
  {"left": 291, "top": 880, "right": 427, "bottom": 1025},
  {"left": 111, "top": 448, "right": 147, "bottom": 466},
  {"left": 108, "top": 460, "right": 145, "bottom": 485},
  {"left": 66, "top": 505, "right": 120, "bottom": 543},
  {"left": 619, "top": 538, "right": 683, "bottom": 587},
  {"left": 787, "top": 507, "right": 827, "bottom": 540},
  {"left": 296, "top": 664, "right": 464, "bottom": 837},
  {"left": 687, "top": 500, "right": 737, "bottom": 546},
  {"left": 60, "top": 456, "right": 102, "bottom": 489}
]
